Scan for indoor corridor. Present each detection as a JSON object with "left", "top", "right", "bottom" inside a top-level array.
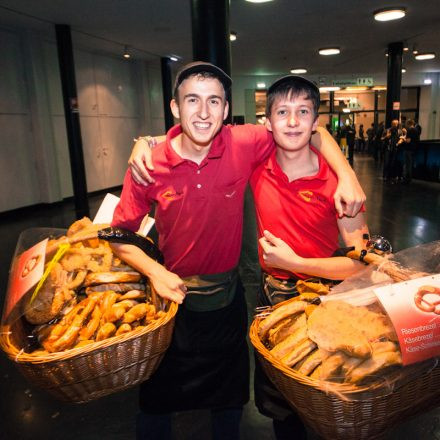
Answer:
[{"left": 0, "top": 153, "right": 439, "bottom": 440}]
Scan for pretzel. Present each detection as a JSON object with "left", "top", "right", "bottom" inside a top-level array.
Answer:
[
  {"left": 119, "top": 290, "right": 146, "bottom": 301},
  {"left": 414, "top": 285, "right": 440, "bottom": 314},
  {"left": 99, "top": 291, "right": 120, "bottom": 313},
  {"left": 42, "top": 302, "right": 83, "bottom": 350},
  {"left": 103, "top": 300, "right": 137, "bottom": 323},
  {"left": 115, "top": 323, "right": 132, "bottom": 336},
  {"left": 122, "top": 303, "right": 148, "bottom": 324},
  {"left": 47, "top": 298, "right": 96, "bottom": 352},
  {"left": 84, "top": 271, "right": 142, "bottom": 287},
  {"left": 79, "top": 304, "right": 102, "bottom": 340},
  {"left": 96, "top": 322, "right": 117, "bottom": 341}
]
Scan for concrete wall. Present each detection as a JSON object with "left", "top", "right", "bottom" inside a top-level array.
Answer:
[{"left": 0, "top": 25, "right": 164, "bottom": 213}]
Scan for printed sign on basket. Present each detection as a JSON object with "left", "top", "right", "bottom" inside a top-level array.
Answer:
[
  {"left": 374, "top": 274, "right": 440, "bottom": 365},
  {"left": 4, "top": 239, "right": 48, "bottom": 319}
]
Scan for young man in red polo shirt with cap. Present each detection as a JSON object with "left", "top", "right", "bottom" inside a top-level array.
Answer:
[
  {"left": 111, "top": 62, "right": 365, "bottom": 440},
  {"left": 250, "top": 75, "right": 368, "bottom": 439}
]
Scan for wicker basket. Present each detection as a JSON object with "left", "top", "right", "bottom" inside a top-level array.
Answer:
[
  {"left": 250, "top": 302, "right": 440, "bottom": 440},
  {"left": 0, "top": 300, "right": 178, "bottom": 403}
]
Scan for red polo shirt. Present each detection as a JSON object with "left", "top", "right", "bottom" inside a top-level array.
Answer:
[
  {"left": 250, "top": 146, "right": 340, "bottom": 280},
  {"left": 112, "top": 124, "right": 274, "bottom": 277}
]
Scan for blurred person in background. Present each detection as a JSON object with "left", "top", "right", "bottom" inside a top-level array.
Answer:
[
  {"left": 382, "top": 119, "right": 404, "bottom": 183},
  {"left": 357, "top": 123, "right": 365, "bottom": 152},
  {"left": 402, "top": 119, "right": 419, "bottom": 183}
]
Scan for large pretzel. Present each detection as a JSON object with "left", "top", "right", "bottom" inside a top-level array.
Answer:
[{"left": 414, "top": 285, "right": 440, "bottom": 314}]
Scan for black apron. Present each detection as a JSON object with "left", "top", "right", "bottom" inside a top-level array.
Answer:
[{"left": 139, "top": 276, "right": 249, "bottom": 414}]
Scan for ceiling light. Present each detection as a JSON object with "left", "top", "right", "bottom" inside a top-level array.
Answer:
[
  {"left": 415, "top": 52, "right": 436, "bottom": 60},
  {"left": 169, "top": 55, "right": 179, "bottom": 62},
  {"left": 343, "top": 108, "right": 351, "bottom": 113},
  {"left": 230, "top": 31, "right": 237, "bottom": 41},
  {"left": 401, "top": 68, "right": 406, "bottom": 73},
  {"left": 424, "top": 79, "right": 432, "bottom": 85},
  {"left": 403, "top": 43, "right": 409, "bottom": 51},
  {"left": 245, "top": 0, "right": 274, "bottom": 3},
  {"left": 319, "top": 47, "right": 340, "bottom": 56},
  {"left": 290, "top": 68, "right": 307, "bottom": 74},
  {"left": 123, "top": 45, "right": 130, "bottom": 59},
  {"left": 257, "top": 82, "right": 266, "bottom": 89},
  {"left": 374, "top": 8, "right": 406, "bottom": 22},
  {"left": 319, "top": 86, "right": 340, "bottom": 92}
]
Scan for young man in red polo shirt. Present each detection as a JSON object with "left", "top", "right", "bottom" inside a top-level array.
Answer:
[
  {"left": 250, "top": 75, "right": 368, "bottom": 439},
  {"left": 112, "top": 62, "right": 365, "bottom": 440}
]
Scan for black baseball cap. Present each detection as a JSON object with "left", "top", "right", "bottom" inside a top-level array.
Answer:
[
  {"left": 267, "top": 75, "right": 320, "bottom": 98},
  {"left": 173, "top": 61, "right": 232, "bottom": 96}
]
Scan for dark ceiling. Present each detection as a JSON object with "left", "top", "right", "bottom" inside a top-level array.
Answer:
[{"left": 0, "top": 0, "right": 439, "bottom": 83}]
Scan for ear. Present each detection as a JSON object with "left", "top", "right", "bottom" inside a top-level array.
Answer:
[
  {"left": 223, "top": 100, "right": 230, "bottom": 121},
  {"left": 170, "top": 99, "right": 180, "bottom": 119},
  {"left": 265, "top": 117, "right": 273, "bottom": 132},
  {"left": 312, "top": 117, "right": 318, "bottom": 132}
]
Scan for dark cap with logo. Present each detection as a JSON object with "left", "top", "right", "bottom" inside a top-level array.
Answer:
[
  {"left": 173, "top": 61, "right": 232, "bottom": 96},
  {"left": 268, "top": 75, "right": 320, "bottom": 97}
]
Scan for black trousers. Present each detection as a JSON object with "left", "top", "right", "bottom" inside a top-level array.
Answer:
[{"left": 139, "top": 278, "right": 249, "bottom": 414}]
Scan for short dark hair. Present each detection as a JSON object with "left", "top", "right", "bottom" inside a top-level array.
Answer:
[
  {"left": 266, "top": 75, "right": 320, "bottom": 117},
  {"left": 406, "top": 119, "right": 415, "bottom": 127},
  {"left": 173, "top": 61, "right": 232, "bottom": 101}
]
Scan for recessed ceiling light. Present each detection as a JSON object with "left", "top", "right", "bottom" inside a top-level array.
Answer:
[
  {"left": 290, "top": 68, "right": 307, "bottom": 74},
  {"left": 319, "top": 86, "right": 340, "bottom": 92},
  {"left": 415, "top": 52, "right": 436, "bottom": 60},
  {"left": 257, "top": 82, "right": 266, "bottom": 89},
  {"left": 424, "top": 79, "right": 432, "bottom": 85},
  {"left": 169, "top": 55, "right": 179, "bottom": 62},
  {"left": 123, "top": 45, "right": 130, "bottom": 59},
  {"left": 245, "top": 0, "right": 273, "bottom": 3},
  {"left": 401, "top": 68, "right": 406, "bottom": 73},
  {"left": 319, "top": 47, "right": 340, "bottom": 56},
  {"left": 230, "top": 31, "right": 237, "bottom": 42},
  {"left": 374, "top": 8, "right": 406, "bottom": 22}
]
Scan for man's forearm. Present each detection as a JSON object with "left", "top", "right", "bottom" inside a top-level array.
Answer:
[
  {"left": 287, "top": 256, "right": 365, "bottom": 280},
  {"left": 110, "top": 242, "right": 162, "bottom": 279},
  {"left": 312, "top": 127, "right": 355, "bottom": 179},
  {"left": 110, "top": 242, "right": 187, "bottom": 303}
]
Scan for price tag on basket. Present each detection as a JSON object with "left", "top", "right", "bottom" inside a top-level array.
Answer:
[
  {"left": 4, "top": 239, "right": 48, "bottom": 319},
  {"left": 374, "top": 274, "right": 440, "bottom": 365}
]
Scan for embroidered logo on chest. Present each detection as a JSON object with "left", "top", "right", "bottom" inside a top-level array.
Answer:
[
  {"left": 298, "top": 190, "right": 313, "bottom": 202},
  {"left": 297, "top": 190, "right": 326, "bottom": 205},
  {"left": 161, "top": 188, "right": 183, "bottom": 200}
]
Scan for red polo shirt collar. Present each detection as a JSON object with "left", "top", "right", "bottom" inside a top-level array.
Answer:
[
  {"left": 165, "top": 124, "right": 227, "bottom": 167},
  {"left": 265, "top": 145, "right": 330, "bottom": 183}
]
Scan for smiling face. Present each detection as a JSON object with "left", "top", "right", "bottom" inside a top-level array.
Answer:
[
  {"left": 266, "top": 91, "right": 318, "bottom": 152},
  {"left": 170, "top": 74, "right": 229, "bottom": 150}
]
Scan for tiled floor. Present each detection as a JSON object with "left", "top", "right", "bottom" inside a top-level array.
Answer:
[{"left": 0, "top": 154, "right": 439, "bottom": 439}]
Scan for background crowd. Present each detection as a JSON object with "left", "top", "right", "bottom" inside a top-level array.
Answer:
[{"left": 329, "top": 119, "right": 421, "bottom": 184}]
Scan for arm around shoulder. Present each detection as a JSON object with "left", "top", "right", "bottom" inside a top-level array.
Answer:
[{"left": 312, "top": 127, "right": 366, "bottom": 217}]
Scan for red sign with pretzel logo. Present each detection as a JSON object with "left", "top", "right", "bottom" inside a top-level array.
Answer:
[
  {"left": 4, "top": 239, "right": 48, "bottom": 319},
  {"left": 375, "top": 274, "right": 440, "bottom": 365}
]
